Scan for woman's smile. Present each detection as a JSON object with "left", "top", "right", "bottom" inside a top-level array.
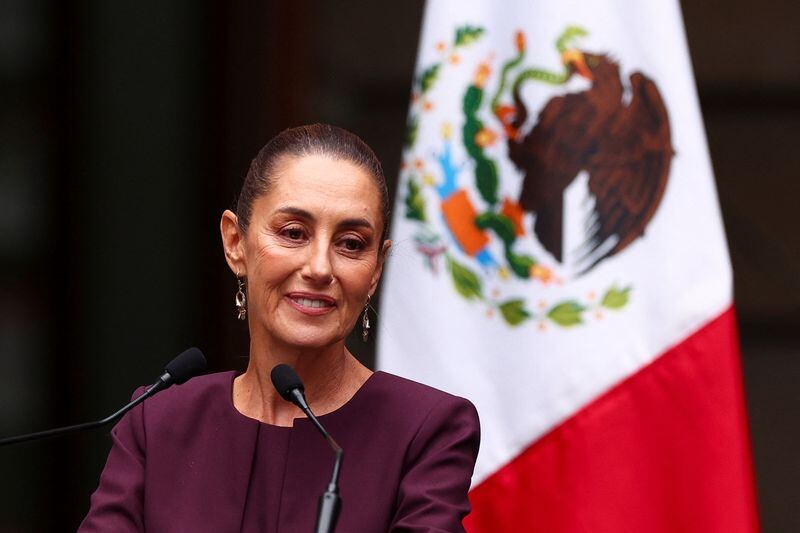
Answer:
[{"left": 285, "top": 292, "right": 336, "bottom": 316}]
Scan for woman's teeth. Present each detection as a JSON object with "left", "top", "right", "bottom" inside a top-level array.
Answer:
[{"left": 294, "top": 297, "right": 331, "bottom": 308}]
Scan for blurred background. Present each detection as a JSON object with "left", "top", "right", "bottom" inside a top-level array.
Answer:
[{"left": 0, "top": 1, "right": 797, "bottom": 530}]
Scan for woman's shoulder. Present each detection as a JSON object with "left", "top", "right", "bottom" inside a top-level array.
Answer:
[
  {"left": 368, "top": 371, "right": 465, "bottom": 402},
  {"left": 354, "top": 372, "right": 480, "bottom": 476},
  {"left": 358, "top": 371, "right": 479, "bottom": 428},
  {"left": 149, "top": 369, "right": 235, "bottom": 401},
  {"left": 135, "top": 370, "right": 238, "bottom": 424}
]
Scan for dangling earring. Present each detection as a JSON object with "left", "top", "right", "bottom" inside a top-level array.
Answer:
[
  {"left": 235, "top": 271, "right": 247, "bottom": 321},
  {"left": 361, "top": 296, "right": 371, "bottom": 342}
]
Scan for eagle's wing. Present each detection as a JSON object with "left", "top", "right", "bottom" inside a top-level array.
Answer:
[
  {"left": 579, "top": 73, "right": 673, "bottom": 272},
  {"left": 512, "top": 93, "right": 592, "bottom": 210},
  {"left": 510, "top": 92, "right": 597, "bottom": 261}
]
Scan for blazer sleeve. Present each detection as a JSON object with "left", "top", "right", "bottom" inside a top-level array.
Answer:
[
  {"left": 390, "top": 396, "right": 481, "bottom": 532},
  {"left": 78, "top": 386, "right": 147, "bottom": 533}
]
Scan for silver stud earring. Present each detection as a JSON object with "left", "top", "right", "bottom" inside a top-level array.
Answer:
[
  {"left": 362, "top": 296, "right": 371, "bottom": 342},
  {"left": 235, "top": 271, "right": 247, "bottom": 321}
]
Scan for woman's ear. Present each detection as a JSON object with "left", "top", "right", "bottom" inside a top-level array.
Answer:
[
  {"left": 369, "top": 239, "right": 392, "bottom": 294},
  {"left": 220, "top": 210, "right": 246, "bottom": 275}
]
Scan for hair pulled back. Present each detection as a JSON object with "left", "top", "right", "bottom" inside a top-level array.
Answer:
[{"left": 236, "top": 124, "right": 390, "bottom": 239}]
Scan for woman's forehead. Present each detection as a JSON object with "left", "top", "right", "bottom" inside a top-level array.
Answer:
[{"left": 258, "top": 154, "right": 382, "bottom": 220}]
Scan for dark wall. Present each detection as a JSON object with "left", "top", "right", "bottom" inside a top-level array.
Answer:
[
  {"left": 0, "top": 1, "right": 796, "bottom": 530},
  {"left": 1, "top": 1, "right": 215, "bottom": 529},
  {"left": 682, "top": 3, "right": 800, "bottom": 531}
]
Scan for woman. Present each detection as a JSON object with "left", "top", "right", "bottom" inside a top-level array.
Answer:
[{"left": 79, "top": 124, "right": 480, "bottom": 532}]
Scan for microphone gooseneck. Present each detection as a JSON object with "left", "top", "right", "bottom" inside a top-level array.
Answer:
[
  {"left": 270, "top": 363, "right": 343, "bottom": 533},
  {"left": 0, "top": 347, "right": 207, "bottom": 447}
]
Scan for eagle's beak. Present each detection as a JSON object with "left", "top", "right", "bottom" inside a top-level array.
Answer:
[{"left": 562, "top": 49, "right": 593, "bottom": 81}]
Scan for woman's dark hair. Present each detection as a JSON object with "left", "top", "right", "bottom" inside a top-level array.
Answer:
[{"left": 236, "top": 123, "right": 390, "bottom": 241}]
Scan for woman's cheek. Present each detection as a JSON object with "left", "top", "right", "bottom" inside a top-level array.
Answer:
[
  {"left": 335, "top": 257, "right": 374, "bottom": 285},
  {"left": 253, "top": 239, "right": 286, "bottom": 262}
]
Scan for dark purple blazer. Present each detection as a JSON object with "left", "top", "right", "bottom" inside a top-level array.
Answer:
[{"left": 78, "top": 371, "right": 480, "bottom": 532}]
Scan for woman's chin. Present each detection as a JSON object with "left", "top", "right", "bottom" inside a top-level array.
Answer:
[{"left": 278, "top": 326, "right": 344, "bottom": 351}]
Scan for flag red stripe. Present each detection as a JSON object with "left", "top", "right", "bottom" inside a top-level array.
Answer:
[{"left": 465, "top": 307, "right": 760, "bottom": 532}]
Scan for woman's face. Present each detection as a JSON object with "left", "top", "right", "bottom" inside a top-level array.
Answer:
[{"left": 227, "top": 154, "right": 388, "bottom": 350}]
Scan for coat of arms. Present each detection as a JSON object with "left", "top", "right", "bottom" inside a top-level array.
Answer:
[{"left": 401, "top": 26, "right": 673, "bottom": 328}]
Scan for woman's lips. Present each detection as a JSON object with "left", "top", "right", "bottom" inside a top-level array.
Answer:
[{"left": 285, "top": 293, "right": 336, "bottom": 316}]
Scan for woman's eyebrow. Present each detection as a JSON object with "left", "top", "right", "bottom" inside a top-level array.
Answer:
[
  {"left": 274, "top": 206, "right": 314, "bottom": 219},
  {"left": 274, "top": 206, "right": 373, "bottom": 231},
  {"left": 339, "top": 217, "right": 374, "bottom": 231}
]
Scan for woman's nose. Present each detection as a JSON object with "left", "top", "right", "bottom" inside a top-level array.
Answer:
[{"left": 302, "top": 239, "right": 334, "bottom": 285}]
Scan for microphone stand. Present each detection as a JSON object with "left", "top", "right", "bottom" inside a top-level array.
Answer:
[
  {"left": 0, "top": 373, "right": 170, "bottom": 447},
  {"left": 308, "top": 417, "right": 343, "bottom": 533},
  {"left": 289, "top": 389, "right": 343, "bottom": 533}
]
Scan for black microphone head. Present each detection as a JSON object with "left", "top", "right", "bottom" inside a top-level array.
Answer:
[
  {"left": 271, "top": 363, "right": 304, "bottom": 402},
  {"left": 164, "top": 347, "right": 207, "bottom": 385}
]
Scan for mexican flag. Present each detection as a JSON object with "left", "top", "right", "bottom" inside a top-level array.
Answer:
[{"left": 376, "top": 0, "right": 760, "bottom": 530}]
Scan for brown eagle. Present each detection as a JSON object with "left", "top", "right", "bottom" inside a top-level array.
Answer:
[{"left": 507, "top": 50, "right": 674, "bottom": 274}]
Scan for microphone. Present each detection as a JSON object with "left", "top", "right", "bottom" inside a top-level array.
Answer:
[
  {"left": 271, "top": 364, "right": 342, "bottom": 533},
  {"left": 0, "top": 347, "right": 207, "bottom": 447},
  {"left": 152, "top": 347, "right": 208, "bottom": 391}
]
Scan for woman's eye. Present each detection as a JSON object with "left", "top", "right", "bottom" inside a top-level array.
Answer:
[
  {"left": 282, "top": 227, "right": 305, "bottom": 241},
  {"left": 342, "top": 238, "right": 365, "bottom": 251}
]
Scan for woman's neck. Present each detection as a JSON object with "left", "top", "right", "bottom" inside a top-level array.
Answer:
[{"left": 232, "top": 338, "right": 372, "bottom": 426}]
